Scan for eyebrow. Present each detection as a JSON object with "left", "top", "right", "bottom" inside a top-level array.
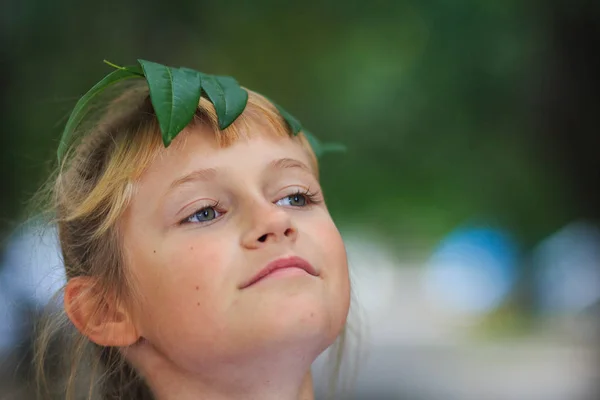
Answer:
[
  {"left": 168, "top": 167, "right": 218, "bottom": 191},
  {"left": 267, "top": 158, "right": 313, "bottom": 174},
  {"left": 168, "top": 158, "right": 313, "bottom": 192}
]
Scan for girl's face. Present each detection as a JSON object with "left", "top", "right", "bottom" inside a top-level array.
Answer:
[{"left": 122, "top": 123, "right": 350, "bottom": 372}]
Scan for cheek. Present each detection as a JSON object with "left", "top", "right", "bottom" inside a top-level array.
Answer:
[
  {"left": 131, "top": 234, "right": 233, "bottom": 332},
  {"left": 308, "top": 218, "right": 351, "bottom": 318},
  {"left": 164, "top": 235, "right": 231, "bottom": 302},
  {"left": 311, "top": 218, "right": 348, "bottom": 275},
  {"left": 329, "top": 230, "right": 351, "bottom": 313}
]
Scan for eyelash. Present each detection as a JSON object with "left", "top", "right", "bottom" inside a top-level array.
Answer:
[
  {"left": 179, "top": 188, "right": 322, "bottom": 225},
  {"left": 290, "top": 188, "right": 322, "bottom": 205},
  {"left": 179, "top": 200, "right": 222, "bottom": 225}
]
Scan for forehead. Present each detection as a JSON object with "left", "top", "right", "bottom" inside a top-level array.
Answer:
[{"left": 141, "top": 123, "right": 316, "bottom": 185}]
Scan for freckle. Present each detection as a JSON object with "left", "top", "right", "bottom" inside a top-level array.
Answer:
[
  {"left": 153, "top": 250, "right": 156, "bottom": 253},
  {"left": 197, "top": 302, "right": 200, "bottom": 306},
  {"left": 190, "top": 246, "right": 193, "bottom": 250},
  {"left": 195, "top": 286, "right": 199, "bottom": 290},
  {"left": 310, "top": 312, "right": 314, "bottom": 318}
]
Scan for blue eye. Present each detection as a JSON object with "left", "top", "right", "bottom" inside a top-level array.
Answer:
[
  {"left": 185, "top": 206, "right": 221, "bottom": 224},
  {"left": 276, "top": 193, "right": 308, "bottom": 207}
]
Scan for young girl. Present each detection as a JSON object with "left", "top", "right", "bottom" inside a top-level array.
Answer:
[{"left": 34, "top": 62, "right": 351, "bottom": 400}]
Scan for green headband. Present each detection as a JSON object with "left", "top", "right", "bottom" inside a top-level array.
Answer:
[{"left": 57, "top": 59, "right": 345, "bottom": 162}]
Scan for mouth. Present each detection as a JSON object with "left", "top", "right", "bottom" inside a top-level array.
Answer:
[{"left": 240, "top": 256, "right": 318, "bottom": 289}]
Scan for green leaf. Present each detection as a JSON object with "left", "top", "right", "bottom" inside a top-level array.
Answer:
[
  {"left": 303, "top": 130, "right": 346, "bottom": 158},
  {"left": 198, "top": 74, "right": 225, "bottom": 119},
  {"left": 302, "top": 130, "right": 323, "bottom": 157},
  {"left": 271, "top": 101, "right": 302, "bottom": 135},
  {"left": 123, "top": 64, "right": 144, "bottom": 76},
  {"left": 200, "top": 74, "right": 248, "bottom": 129},
  {"left": 57, "top": 68, "right": 142, "bottom": 161},
  {"left": 320, "top": 142, "right": 347, "bottom": 154},
  {"left": 139, "top": 59, "right": 202, "bottom": 147}
]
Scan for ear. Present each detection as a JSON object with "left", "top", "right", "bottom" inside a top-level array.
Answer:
[{"left": 64, "top": 276, "right": 140, "bottom": 347}]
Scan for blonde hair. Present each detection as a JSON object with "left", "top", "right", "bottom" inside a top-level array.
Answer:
[{"left": 33, "top": 81, "right": 349, "bottom": 399}]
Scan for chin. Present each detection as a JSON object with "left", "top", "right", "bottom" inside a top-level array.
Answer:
[{"left": 254, "top": 297, "right": 346, "bottom": 351}]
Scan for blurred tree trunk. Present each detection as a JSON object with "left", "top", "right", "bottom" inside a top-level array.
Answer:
[{"left": 539, "top": 0, "right": 600, "bottom": 222}]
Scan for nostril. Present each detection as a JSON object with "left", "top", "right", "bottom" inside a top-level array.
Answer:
[
  {"left": 284, "top": 228, "right": 294, "bottom": 237},
  {"left": 258, "top": 234, "right": 268, "bottom": 243}
]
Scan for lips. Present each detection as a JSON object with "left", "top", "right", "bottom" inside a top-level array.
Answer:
[{"left": 240, "top": 256, "right": 318, "bottom": 289}]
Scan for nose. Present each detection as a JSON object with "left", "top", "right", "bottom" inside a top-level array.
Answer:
[{"left": 241, "top": 203, "right": 298, "bottom": 249}]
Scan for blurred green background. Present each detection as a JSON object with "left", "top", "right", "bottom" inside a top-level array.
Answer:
[{"left": 1, "top": 1, "right": 600, "bottom": 399}]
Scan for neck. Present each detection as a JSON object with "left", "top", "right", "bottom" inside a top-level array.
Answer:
[
  {"left": 149, "top": 370, "right": 315, "bottom": 400},
  {"left": 126, "top": 339, "right": 317, "bottom": 400}
]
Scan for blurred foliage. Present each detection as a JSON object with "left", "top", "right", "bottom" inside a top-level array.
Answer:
[{"left": 0, "top": 0, "right": 591, "bottom": 255}]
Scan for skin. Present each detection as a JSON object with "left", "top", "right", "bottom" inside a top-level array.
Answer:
[{"left": 65, "top": 122, "right": 351, "bottom": 400}]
